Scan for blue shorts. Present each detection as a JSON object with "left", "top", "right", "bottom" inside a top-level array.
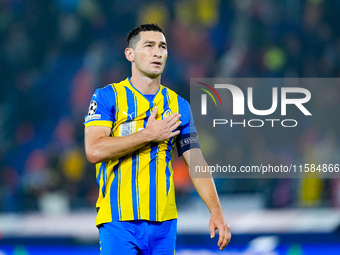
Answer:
[{"left": 99, "top": 219, "right": 177, "bottom": 255}]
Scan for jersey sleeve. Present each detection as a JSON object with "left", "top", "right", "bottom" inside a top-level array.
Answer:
[
  {"left": 176, "top": 96, "right": 200, "bottom": 156},
  {"left": 84, "top": 85, "right": 115, "bottom": 129}
]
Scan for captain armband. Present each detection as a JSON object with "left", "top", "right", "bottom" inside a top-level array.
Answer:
[{"left": 176, "top": 133, "right": 200, "bottom": 157}]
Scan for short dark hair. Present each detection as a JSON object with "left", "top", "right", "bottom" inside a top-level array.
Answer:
[{"left": 127, "top": 23, "right": 165, "bottom": 48}]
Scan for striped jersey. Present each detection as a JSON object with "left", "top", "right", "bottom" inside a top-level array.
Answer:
[{"left": 84, "top": 78, "right": 198, "bottom": 226}]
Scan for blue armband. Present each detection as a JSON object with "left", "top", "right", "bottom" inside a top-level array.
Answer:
[{"left": 176, "top": 133, "right": 200, "bottom": 157}]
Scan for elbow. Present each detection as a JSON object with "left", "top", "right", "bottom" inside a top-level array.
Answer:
[{"left": 85, "top": 148, "right": 102, "bottom": 164}]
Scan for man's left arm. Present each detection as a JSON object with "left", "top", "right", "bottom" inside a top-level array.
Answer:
[{"left": 182, "top": 148, "right": 231, "bottom": 250}]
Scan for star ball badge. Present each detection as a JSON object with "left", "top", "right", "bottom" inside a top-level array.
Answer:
[{"left": 88, "top": 100, "right": 97, "bottom": 115}]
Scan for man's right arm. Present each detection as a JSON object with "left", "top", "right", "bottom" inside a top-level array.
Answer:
[{"left": 85, "top": 106, "right": 181, "bottom": 164}]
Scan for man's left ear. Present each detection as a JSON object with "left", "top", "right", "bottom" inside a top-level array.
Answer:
[{"left": 125, "top": 48, "right": 134, "bottom": 62}]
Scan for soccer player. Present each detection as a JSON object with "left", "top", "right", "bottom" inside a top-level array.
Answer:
[{"left": 84, "top": 23, "right": 231, "bottom": 254}]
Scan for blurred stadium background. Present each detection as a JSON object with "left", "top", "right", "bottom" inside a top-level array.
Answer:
[{"left": 1, "top": 0, "right": 340, "bottom": 254}]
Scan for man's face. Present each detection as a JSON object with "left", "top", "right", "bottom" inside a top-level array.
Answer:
[{"left": 132, "top": 31, "right": 168, "bottom": 78}]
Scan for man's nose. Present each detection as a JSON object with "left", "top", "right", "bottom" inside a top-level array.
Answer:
[{"left": 153, "top": 47, "right": 162, "bottom": 58}]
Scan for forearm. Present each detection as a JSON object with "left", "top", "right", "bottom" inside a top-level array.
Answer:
[
  {"left": 191, "top": 174, "right": 223, "bottom": 214},
  {"left": 193, "top": 173, "right": 230, "bottom": 251},
  {"left": 183, "top": 149, "right": 223, "bottom": 213},
  {"left": 85, "top": 127, "right": 153, "bottom": 164}
]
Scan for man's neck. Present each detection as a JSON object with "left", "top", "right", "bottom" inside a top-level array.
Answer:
[{"left": 130, "top": 74, "right": 161, "bottom": 95}]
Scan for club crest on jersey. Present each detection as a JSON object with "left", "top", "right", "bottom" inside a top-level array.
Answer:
[
  {"left": 162, "top": 109, "right": 172, "bottom": 119},
  {"left": 88, "top": 100, "right": 97, "bottom": 115}
]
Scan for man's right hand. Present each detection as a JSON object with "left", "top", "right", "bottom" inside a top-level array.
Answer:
[{"left": 144, "top": 106, "right": 181, "bottom": 142}]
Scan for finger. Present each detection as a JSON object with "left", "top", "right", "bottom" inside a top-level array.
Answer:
[
  {"left": 169, "top": 130, "right": 180, "bottom": 138},
  {"left": 220, "top": 226, "right": 231, "bottom": 250},
  {"left": 217, "top": 225, "right": 225, "bottom": 247},
  {"left": 210, "top": 230, "right": 215, "bottom": 239},
  {"left": 167, "top": 114, "right": 181, "bottom": 127},
  {"left": 220, "top": 241, "right": 227, "bottom": 250},
  {"left": 220, "top": 235, "right": 230, "bottom": 250},
  {"left": 164, "top": 112, "right": 179, "bottom": 123},
  {"left": 169, "top": 121, "right": 181, "bottom": 132},
  {"left": 149, "top": 106, "right": 158, "bottom": 120},
  {"left": 220, "top": 234, "right": 229, "bottom": 250},
  {"left": 209, "top": 223, "right": 215, "bottom": 239}
]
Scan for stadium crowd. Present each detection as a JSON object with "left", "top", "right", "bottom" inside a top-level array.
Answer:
[{"left": 1, "top": 0, "right": 340, "bottom": 213}]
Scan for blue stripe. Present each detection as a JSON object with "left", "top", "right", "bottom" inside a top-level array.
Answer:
[
  {"left": 143, "top": 90, "right": 154, "bottom": 128},
  {"left": 143, "top": 108, "right": 152, "bottom": 128},
  {"left": 123, "top": 87, "right": 139, "bottom": 218},
  {"left": 96, "top": 163, "right": 102, "bottom": 187},
  {"left": 156, "top": 147, "right": 159, "bottom": 221},
  {"left": 118, "top": 165, "right": 122, "bottom": 220},
  {"left": 101, "top": 163, "right": 106, "bottom": 198},
  {"left": 134, "top": 95, "right": 140, "bottom": 219},
  {"left": 162, "top": 88, "right": 173, "bottom": 196},
  {"left": 111, "top": 84, "right": 119, "bottom": 125},
  {"left": 134, "top": 93, "right": 138, "bottom": 125},
  {"left": 136, "top": 154, "right": 140, "bottom": 218},
  {"left": 165, "top": 137, "right": 173, "bottom": 196},
  {"left": 162, "top": 88, "right": 174, "bottom": 148},
  {"left": 131, "top": 152, "right": 138, "bottom": 219},
  {"left": 161, "top": 88, "right": 169, "bottom": 115},
  {"left": 149, "top": 142, "right": 158, "bottom": 221},
  {"left": 110, "top": 164, "right": 120, "bottom": 221},
  {"left": 165, "top": 154, "right": 171, "bottom": 196},
  {"left": 148, "top": 97, "right": 157, "bottom": 221}
]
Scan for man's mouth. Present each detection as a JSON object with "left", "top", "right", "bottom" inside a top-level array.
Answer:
[{"left": 151, "top": 60, "right": 162, "bottom": 66}]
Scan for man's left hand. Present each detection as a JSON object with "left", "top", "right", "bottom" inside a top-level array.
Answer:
[{"left": 209, "top": 209, "right": 231, "bottom": 250}]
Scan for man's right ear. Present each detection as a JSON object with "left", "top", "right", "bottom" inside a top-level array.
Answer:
[{"left": 125, "top": 48, "right": 134, "bottom": 62}]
